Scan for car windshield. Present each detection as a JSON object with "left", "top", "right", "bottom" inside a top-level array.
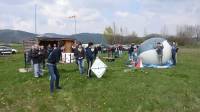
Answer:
[{"left": 0, "top": 46, "right": 11, "bottom": 49}]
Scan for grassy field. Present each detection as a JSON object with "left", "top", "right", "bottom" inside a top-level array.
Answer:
[{"left": 0, "top": 45, "right": 200, "bottom": 112}]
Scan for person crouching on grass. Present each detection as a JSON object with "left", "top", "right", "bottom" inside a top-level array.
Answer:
[
  {"left": 47, "top": 43, "right": 63, "bottom": 95},
  {"left": 85, "top": 42, "right": 95, "bottom": 78},
  {"left": 74, "top": 43, "right": 85, "bottom": 75}
]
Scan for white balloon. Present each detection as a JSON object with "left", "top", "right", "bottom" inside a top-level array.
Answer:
[{"left": 138, "top": 38, "right": 172, "bottom": 65}]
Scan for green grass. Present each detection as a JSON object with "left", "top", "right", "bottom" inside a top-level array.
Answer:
[{"left": 0, "top": 46, "right": 200, "bottom": 112}]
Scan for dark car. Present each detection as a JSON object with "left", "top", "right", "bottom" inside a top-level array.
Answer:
[{"left": 0, "top": 46, "right": 12, "bottom": 55}]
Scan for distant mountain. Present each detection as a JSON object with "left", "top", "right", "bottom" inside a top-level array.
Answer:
[
  {"left": 0, "top": 29, "right": 37, "bottom": 43},
  {"left": 70, "top": 33, "right": 107, "bottom": 45},
  {"left": 0, "top": 29, "right": 107, "bottom": 45}
]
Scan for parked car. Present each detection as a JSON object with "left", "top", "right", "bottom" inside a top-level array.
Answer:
[
  {"left": 11, "top": 48, "right": 18, "bottom": 54},
  {"left": 0, "top": 46, "right": 18, "bottom": 55},
  {"left": 122, "top": 45, "right": 129, "bottom": 51}
]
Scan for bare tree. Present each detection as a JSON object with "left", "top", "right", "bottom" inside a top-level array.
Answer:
[
  {"left": 195, "top": 25, "right": 200, "bottom": 41},
  {"left": 176, "top": 25, "right": 195, "bottom": 38},
  {"left": 160, "top": 24, "right": 168, "bottom": 37}
]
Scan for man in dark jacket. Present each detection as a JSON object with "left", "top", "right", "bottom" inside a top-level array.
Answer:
[
  {"left": 128, "top": 44, "right": 134, "bottom": 60},
  {"left": 47, "top": 43, "right": 63, "bottom": 94},
  {"left": 155, "top": 42, "right": 164, "bottom": 65},
  {"left": 47, "top": 44, "right": 53, "bottom": 57},
  {"left": 94, "top": 46, "right": 98, "bottom": 60},
  {"left": 31, "top": 44, "right": 42, "bottom": 78},
  {"left": 171, "top": 42, "right": 178, "bottom": 65},
  {"left": 74, "top": 43, "right": 85, "bottom": 75},
  {"left": 85, "top": 42, "right": 94, "bottom": 78},
  {"left": 39, "top": 45, "right": 47, "bottom": 69}
]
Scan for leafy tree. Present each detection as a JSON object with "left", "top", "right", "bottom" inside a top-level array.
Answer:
[{"left": 104, "top": 26, "right": 114, "bottom": 44}]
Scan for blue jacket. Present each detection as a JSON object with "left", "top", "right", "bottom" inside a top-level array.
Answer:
[
  {"left": 85, "top": 47, "right": 94, "bottom": 61},
  {"left": 171, "top": 46, "right": 177, "bottom": 55}
]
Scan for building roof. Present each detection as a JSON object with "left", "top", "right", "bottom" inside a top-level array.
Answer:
[{"left": 36, "top": 34, "right": 75, "bottom": 41}]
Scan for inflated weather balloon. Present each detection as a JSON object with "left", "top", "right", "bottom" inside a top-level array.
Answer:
[{"left": 138, "top": 38, "right": 172, "bottom": 65}]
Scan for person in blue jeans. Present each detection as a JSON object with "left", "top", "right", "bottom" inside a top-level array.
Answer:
[
  {"left": 47, "top": 44, "right": 63, "bottom": 94},
  {"left": 85, "top": 42, "right": 94, "bottom": 78},
  {"left": 31, "top": 44, "right": 42, "bottom": 78},
  {"left": 74, "top": 43, "right": 85, "bottom": 75},
  {"left": 171, "top": 42, "right": 178, "bottom": 65}
]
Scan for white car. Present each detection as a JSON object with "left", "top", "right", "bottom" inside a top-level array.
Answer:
[
  {"left": 0, "top": 46, "right": 18, "bottom": 55},
  {"left": 11, "top": 48, "right": 18, "bottom": 54}
]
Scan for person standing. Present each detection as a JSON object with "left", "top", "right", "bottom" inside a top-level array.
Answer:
[
  {"left": 39, "top": 45, "right": 46, "bottom": 69},
  {"left": 85, "top": 42, "right": 94, "bottom": 78},
  {"left": 133, "top": 45, "right": 138, "bottom": 62},
  {"left": 111, "top": 46, "right": 115, "bottom": 58},
  {"left": 47, "top": 43, "right": 63, "bottom": 94},
  {"left": 74, "top": 43, "right": 85, "bottom": 75},
  {"left": 115, "top": 45, "right": 119, "bottom": 58},
  {"left": 155, "top": 42, "right": 164, "bottom": 65},
  {"left": 72, "top": 43, "right": 78, "bottom": 65},
  {"left": 31, "top": 44, "right": 42, "bottom": 78},
  {"left": 128, "top": 44, "right": 134, "bottom": 60},
  {"left": 53, "top": 44, "right": 57, "bottom": 49},
  {"left": 28, "top": 46, "right": 35, "bottom": 68},
  {"left": 119, "top": 45, "right": 123, "bottom": 57},
  {"left": 171, "top": 42, "right": 178, "bottom": 65},
  {"left": 47, "top": 44, "right": 53, "bottom": 57},
  {"left": 94, "top": 46, "right": 98, "bottom": 60}
]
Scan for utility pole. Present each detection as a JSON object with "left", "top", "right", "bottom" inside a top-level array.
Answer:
[
  {"left": 34, "top": 4, "right": 37, "bottom": 34},
  {"left": 113, "top": 22, "right": 116, "bottom": 44},
  {"left": 68, "top": 15, "right": 77, "bottom": 34}
]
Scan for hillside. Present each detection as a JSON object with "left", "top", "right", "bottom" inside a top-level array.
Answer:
[
  {"left": 0, "top": 29, "right": 107, "bottom": 45},
  {"left": 0, "top": 29, "right": 37, "bottom": 43}
]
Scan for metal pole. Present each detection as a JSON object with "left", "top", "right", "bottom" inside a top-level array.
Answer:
[
  {"left": 74, "top": 17, "right": 77, "bottom": 34},
  {"left": 35, "top": 4, "right": 37, "bottom": 34}
]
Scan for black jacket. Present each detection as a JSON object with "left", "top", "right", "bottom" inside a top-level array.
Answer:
[
  {"left": 47, "top": 48, "right": 61, "bottom": 64},
  {"left": 85, "top": 47, "right": 94, "bottom": 61},
  {"left": 31, "top": 49, "right": 40, "bottom": 64},
  {"left": 128, "top": 46, "right": 134, "bottom": 54},
  {"left": 74, "top": 47, "right": 85, "bottom": 60}
]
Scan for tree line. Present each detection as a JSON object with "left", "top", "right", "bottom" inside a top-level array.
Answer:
[{"left": 103, "top": 24, "right": 200, "bottom": 46}]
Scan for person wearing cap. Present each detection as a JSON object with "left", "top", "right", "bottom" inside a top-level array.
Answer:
[
  {"left": 85, "top": 42, "right": 94, "bottom": 78},
  {"left": 74, "top": 43, "right": 85, "bottom": 75}
]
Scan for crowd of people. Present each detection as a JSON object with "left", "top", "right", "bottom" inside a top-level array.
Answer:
[
  {"left": 107, "top": 45, "right": 123, "bottom": 58},
  {"left": 27, "top": 40, "right": 178, "bottom": 94},
  {"left": 28, "top": 42, "right": 100, "bottom": 94}
]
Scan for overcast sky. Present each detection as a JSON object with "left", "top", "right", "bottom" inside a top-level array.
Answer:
[{"left": 0, "top": 0, "right": 200, "bottom": 36}]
